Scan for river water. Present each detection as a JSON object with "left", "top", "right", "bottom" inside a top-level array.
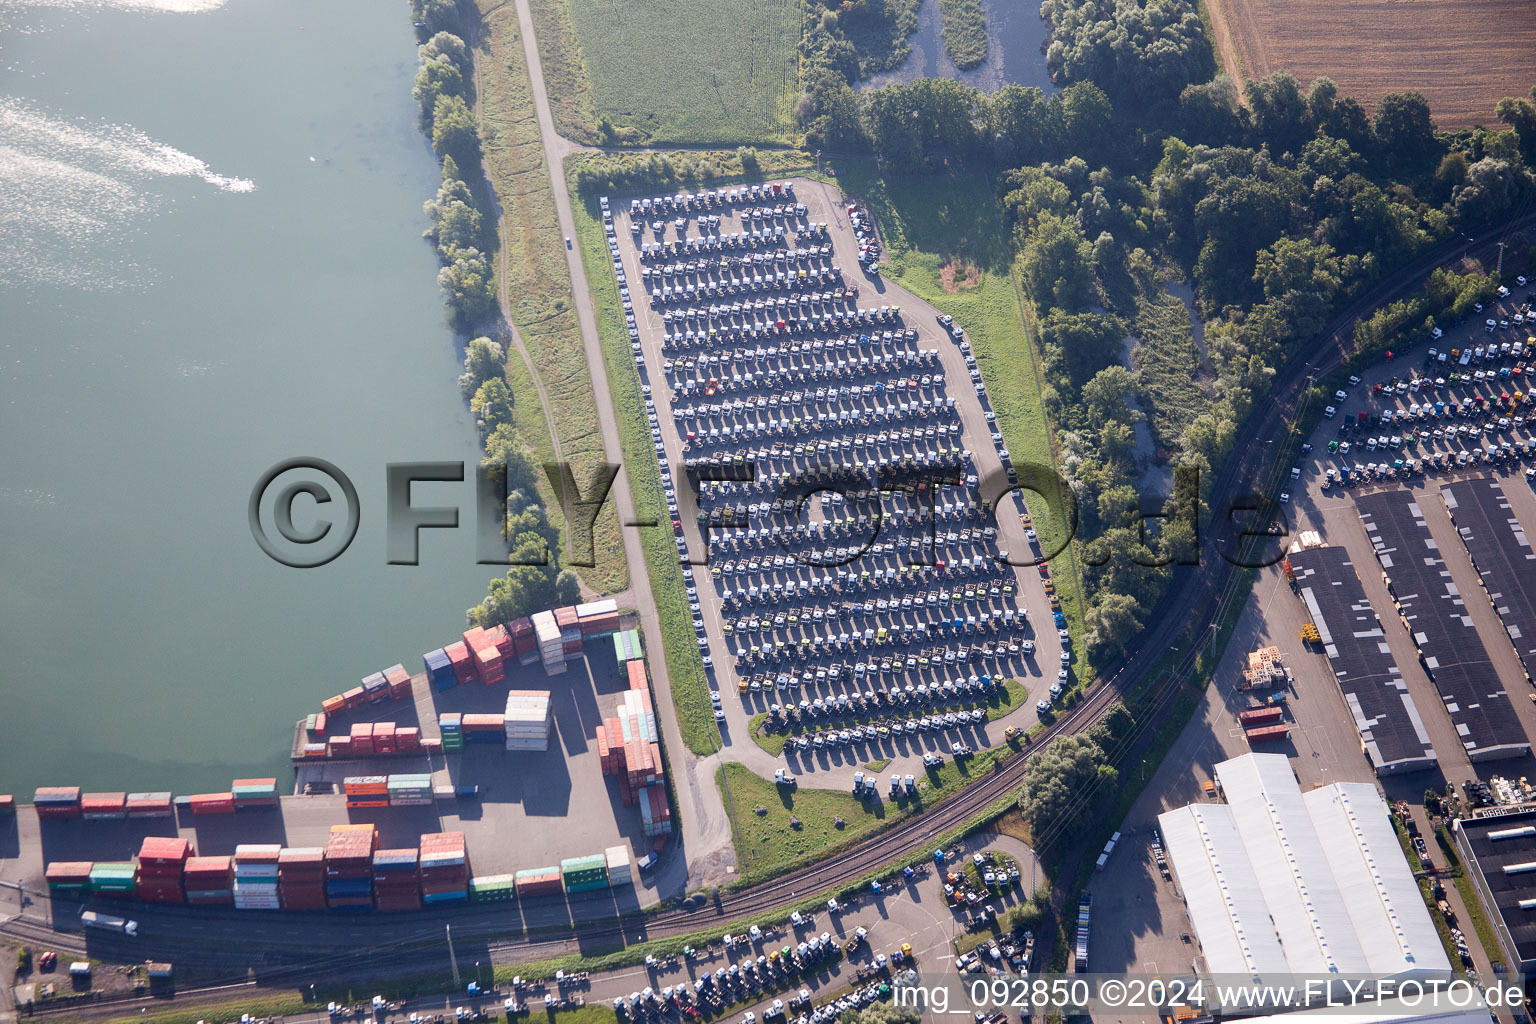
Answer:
[
  {"left": 0, "top": 0, "right": 497, "bottom": 795},
  {"left": 860, "top": 0, "right": 1057, "bottom": 94}
]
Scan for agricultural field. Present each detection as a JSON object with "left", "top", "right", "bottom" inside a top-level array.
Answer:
[
  {"left": 1202, "top": 0, "right": 1536, "bottom": 127},
  {"left": 561, "top": 0, "right": 801, "bottom": 144}
]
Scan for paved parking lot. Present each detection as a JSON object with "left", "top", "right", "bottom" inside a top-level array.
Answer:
[{"left": 599, "top": 177, "right": 1066, "bottom": 787}]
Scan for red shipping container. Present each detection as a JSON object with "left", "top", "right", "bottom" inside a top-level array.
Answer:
[
  {"left": 313, "top": 712, "right": 328, "bottom": 734},
  {"left": 397, "top": 727, "right": 421, "bottom": 752},
  {"left": 445, "top": 642, "right": 475, "bottom": 685},
  {"left": 462, "top": 626, "right": 488, "bottom": 650},
  {"left": 343, "top": 687, "right": 366, "bottom": 709},
  {"left": 650, "top": 741, "right": 664, "bottom": 782},
  {"left": 514, "top": 872, "right": 561, "bottom": 898},
  {"left": 562, "top": 638, "right": 583, "bottom": 656},
  {"left": 487, "top": 624, "right": 514, "bottom": 658},
  {"left": 81, "top": 792, "right": 126, "bottom": 813},
  {"left": 581, "top": 612, "right": 621, "bottom": 635},
  {"left": 184, "top": 855, "right": 232, "bottom": 877},
  {"left": 45, "top": 861, "right": 93, "bottom": 883},
  {"left": 189, "top": 793, "right": 235, "bottom": 815},
  {"left": 595, "top": 726, "right": 611, "bottom": 773},
  {"left": 139, "top": 836, "right": 191, "bottom": 865},
  {"left": 328, "top": 736, "right": 354, "bottom": 757},
  {"left": 554, "top": 606, "right": 578, "bottom": 630},
  {"left": 232, "top": 778, "right": 277, "bottom": 791},
  {"left": 627, "top": 660, "right": 648, "bottom": 691}
]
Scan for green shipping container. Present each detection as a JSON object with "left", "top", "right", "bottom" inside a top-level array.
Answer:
[
  {"left": 89, "top": 863, "right": 136, "bottom": 893},
  {"left": 468, "top": 874, "right": 517, "bottom": 902},
  {"left": 565, "top": 878, "right": 609, "bottom": 893}
]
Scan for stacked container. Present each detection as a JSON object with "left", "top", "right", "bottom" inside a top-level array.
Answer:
[
  {"left": 514, "top": 866, "right": 561, "bottom": 899},
  {"left": 468, "top": 874, "right": 516, "bottom": 903},
  {"left": 605, "top": 846, "right": 633, "bottom": 889},
  {"left": 576, "top": 598, "right": 620, "bottom": 636},
  {"left": 486, "top": 624, "right": 513, "bottom": 659},
  {"left": 232, "top": 845, "right": 281, "bottom": 910},
  {"left": 397, "top": 727, "right": 422, "bottom": 753},
  {"left": 373, "top": 722, "right": 397, "bottom": 755},
  {"left": 188, "top": 792, "right": 235, "bottom": 815},
  {"left": 44, "top": 861, "right": 92, "bottom": 896},
  {"left": 445, "top": 641, "right": 475, "bottom": 686},
  {"left": 555, "top": 606, "right": 583, "bottom": 660},
  {"left": 533, "top": 610, "right": 564, "bottom": 675},
  {"left": 419, "top": 831, "right": 469, "bottom": 905},
  {"left": 322, "top": 694, "right": 346, "bottom": 716},
  {"left": 232, "top": 778, "right": 278, "bottom": 810},
  {"left": 372, "top": 849, "right": 421, "bottom": 911},
  {"left": 277, "top": 847, "right": 327, "bottom": 910},
  {"left": 638, "top": 785, "right": 672, "bottom": 837},
  {"left": 424, "top": 648, "right": 455, "bottom": 691},
  {"left": 325, "top": 824, "right": 377, "bottom": 910},
  {"left": 183, "top": 856, "right": 233, "bottom": 904},
  {"left": 462, "top": 714, "right": 505, "bottom": 744},
  {"left": 612, "top": 628, "right": 642, "bottom": 666},
  {"left": 626, "top": 659, "right": 649, "bottom": 692},
  {"left": 34, "top": 786, "right": 82, "bottom": 820},
  {"left": 136, "top": 837, "right": 190, "bottom": 903},
  {"left": 343, "top": 686, "right": 366, "bottom": 710},
  {"left": 383, "top": 664, "right": 413, "bottom": 701},
  {"left": 327, "top": 734, "right": 354, "bottom": 758},
  {"left": 504, "top": 691, "right": 553, "bottom": 751},
  {"left": 343, "top": 776, "right": 388, "bottom": 808},
  {"left": 350, "top": 722, "right": 375, "bottom": 755},
  {"left": 386, "top": 774, "right": 433, "bottom": 807},
  {"left": 510, "top": 617, "right": 536, "bottom": 664},
  {"left": 464, "top": 627, "right": 505, "bottom": 686},
  {"left": 88, "top": 862, "right": 136, "bottom": 898},
  {"left": 560, "top": 854, "right": 608, "bottom": 893},
  {"left": 125, "top": 792, "right": 173, "bottom": 818},
  {"left": 81, "top": 792, "right": 127, "bottom": 820},
  {"left": 362, "top": 671, "right": 389, "bottom": 703},
  {"left": 438, "top": 713, "right": 463, "bottom": 753}
]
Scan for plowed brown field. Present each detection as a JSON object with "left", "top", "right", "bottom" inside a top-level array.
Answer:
[{"left": 1203, "top": 0, "right": 1535, "bottom": 128}]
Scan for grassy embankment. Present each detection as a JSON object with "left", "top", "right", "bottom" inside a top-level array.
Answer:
[
  {"left": 720, "top": 741, "right": 1013, "bottom": 880},
  {"left": 474, "top": 0, "right": 627, "bottom": 594},
  {"left": 834, "top": 164, "right": 1089, "bottom": 676},
  {"left": 937, "top": 0, "right": 989, "bottom": 70},
  {"left": 747, "top": 679, "right": 1029, "bottom": 756},
  {"left": 553, "top": 0, "right": 800, "bottom": 145},
  {"left": 564, "top": 150, "right": 821, "bottom": 755}
]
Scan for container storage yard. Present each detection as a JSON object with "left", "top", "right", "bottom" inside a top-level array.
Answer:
[{"left": 4, "top": 602, "right": 671, "bottom": 920}]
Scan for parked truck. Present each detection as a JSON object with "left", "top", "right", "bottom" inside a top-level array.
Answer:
[{"left": 80, "top": 909, "right": 138, "bottom": 936}]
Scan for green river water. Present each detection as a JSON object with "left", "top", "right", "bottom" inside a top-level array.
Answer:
[{"left": 0, "top": 0, "right": 499, "bottom": 795}]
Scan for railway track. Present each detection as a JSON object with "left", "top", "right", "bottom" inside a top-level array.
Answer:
[{"left": 7, "top": 216, "right": 1533, "bottom": 1015}]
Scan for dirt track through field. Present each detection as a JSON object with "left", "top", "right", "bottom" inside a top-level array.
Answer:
[{"left": 1202, "top": 0, "right": 1535, "bottom": 127}]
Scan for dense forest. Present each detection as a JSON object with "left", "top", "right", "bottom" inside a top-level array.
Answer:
[{"left": 795, "top": 0, "right": 1536, "bottom": 661}]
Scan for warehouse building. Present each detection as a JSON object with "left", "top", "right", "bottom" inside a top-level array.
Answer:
[
  {"left": 1159, "top": 754, "right": 1448, "bottom": 985},
  {"left": 1452, "top": 808, "right": 1536, "bottom": 976}
]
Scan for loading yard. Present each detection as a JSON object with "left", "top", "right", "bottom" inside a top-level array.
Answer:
[
  {"left": 1355, "top": 489, "right": 1529, "bottom": 762},
  {"left": 1287, "top": 545, "right": 1438, "bottom": 775}
]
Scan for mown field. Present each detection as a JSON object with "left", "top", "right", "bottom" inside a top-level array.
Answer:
[
  {"left": 561, "top": 0, "right": 801, "bottom": 144},
  {"left": 474, "top": 0, "right": 628, "bottom": 595},
  {"left": 1203, "top": 0, "right": 1534, "bottom": 127},
  {"left": 832, "top": 163, "right": 1089, "bottom": 670}
]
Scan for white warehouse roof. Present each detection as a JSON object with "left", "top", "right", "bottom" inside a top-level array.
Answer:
[{"left": 1158, "top": 754, "right": 1448, "bottom": 978}]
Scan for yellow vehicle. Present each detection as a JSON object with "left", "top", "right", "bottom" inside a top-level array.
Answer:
[
  {"left": 1020, "top": 512, "right": 1032, "bottom": 527},
  {"left": 1004, "top": 726, "right": 1020, "bottom": 741},
  {"left": 738, "top": 679, "right": 749, "bottom": 694}
]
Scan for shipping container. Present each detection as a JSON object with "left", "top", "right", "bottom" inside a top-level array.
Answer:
[
  {"left": 468, "top": 873, "right": 517, "bottom": 903},
  {"left": 383, "top": 664, "right": 413, "bottom": 700},
  {"left": 1245, "top": 724, "right": 1290, "bottom": 742},
  {"left": 188, "top": 793, "right": 236, "bottom": 815},
  {"left": 445, "top": 641, "right": 475, "bottom": 685},
  {"left": 81, "top": 792, "right": 127, "bottom": 820},
  {"left": 424, "top": 648, "right": 455, "bottom": 690},
  {"left": 1237, "top": 706, "right": 1285, "bottom": 726},
  {"left": 514, "top": 868, "right": 562, "bottom": 898},
  {"left": 125, "top": 792, "right": 173, "bottom": 818},
  {"left": 605, "top": 846, "right": 633, "bottom": 888}
]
